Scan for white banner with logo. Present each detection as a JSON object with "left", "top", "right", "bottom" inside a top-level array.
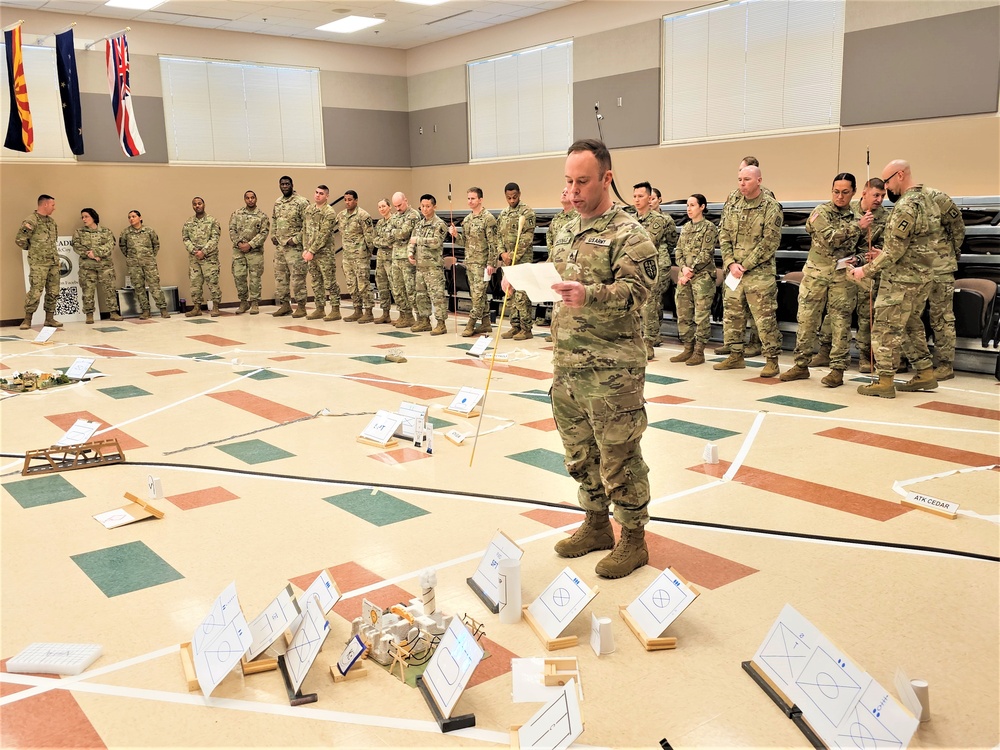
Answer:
[{"left": 22, "top": 236, "right": 87, "bottom": 325}]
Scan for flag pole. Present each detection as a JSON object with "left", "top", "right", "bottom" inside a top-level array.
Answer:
[
  {"left": 85, "top": 26, "right": 130, "bottom": 50},
  {"left": 36, "top": 21, "right": 75, "bottom": 45},
  {"left": 2, "top": 20, "right": 25, "bottom": 32}
]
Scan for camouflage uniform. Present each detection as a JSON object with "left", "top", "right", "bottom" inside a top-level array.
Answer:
[
  {"left": 182, "top": 214, "right": 222, "bottom": 307},
  {"left": 119, "top": 225, "right": 167, "bottom": 313},
  {"left": 497, "top": 201, "right": 536, "bottom": 331},
  {"left": 338, "top": 206, "right": 375, "bottom": 313},
  {"left": 636, "top": 209, "right": 678, "bottom": 345},
  {"left": 674, "top": 218, "right": 719, "bottom": 344},
  {"left": 72, "top": 226, "right": 119, "bottom": 316},
  {"left": 721, "top": 186, "right": 775, "bottom": 347},
  {"left": 272, "top": 192, "right": 310, "bottom": 306},
  {"left": 859, "top": 186, "right": 940, "bottom": 378},
  {"left": 455, "top": 209, "right": 499, "bottom": 326},
  {"left": 925, "top": 188, "right": 964, "bottom": 367},
  {"left": 549, "top": 205, "right": 657, "bottom": 530},
  {"left": 16, "top": 210, "right": 60, "bottom": 318},
  {"left": 389, "top": 207, "right": 421, "bottom": 316},
  {"left": 303, "top": 203, "right": 339, "bottom": 308},
  {"left": 410, "top": 213, "right": 449, "bottom": 322},
  {"left": 229, "top": 206, "right": 270, "bottom": 304},
  {"left": 373, "top": 215, "right": 394, "bottom": 310},
  {"left": 789, "top": 202, "right": 862, "bottom": 371},
  {"left": 719, "top": 191, "right": 783, "bottom": 356},
  {"left": 546, "top": 210, "right": 576, "bottom": 253}
]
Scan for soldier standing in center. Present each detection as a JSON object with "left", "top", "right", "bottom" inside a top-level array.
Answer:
[
  {"left": 497, "top": 182, "right": 537, "bottom": 340},
  {"left": 182, "top": 197, "right": 222, "bottom": 317},
  {"left": 229, "top": 190, "right": 270, "bottom": 315},
  {"left": 449, "top": 186, "right": 499, "bottom": 337},
  {"left": 338, "top": 190, "right": 376, "bottom": 324},
  {"left": 73, "top": 208, "right": 122, "bottom": 325},
  {"left": 302, "top": 185, "right": 339, "bottom": 321},
  {"left": 633, "top": 181, "right": 677, "bottom": 360},
  {"left": 371, "top": 197, "right": 395, "bottom": 324},
  {"left": 389, "top": 192, "right": 421, "bottom": 329},
  {"left": 713, "top": 165, "right": 783, "bottom": 377},
  {"left": 271, "top": 175, "right": 309, "bottom": 317},
  {"left": 16, "top": 194, "right": 61, "bottom": 330},
  {"left": 408, "top": 194, "right": 450, "bottom": 335},
  {"left": 119, "top": 210, "right": 169, "bottom": 319}
]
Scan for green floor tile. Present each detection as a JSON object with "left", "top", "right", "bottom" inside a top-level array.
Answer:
[
  {"left": 350, "top": 355, "right": 393, "bottom": 365},
  {"left": 508, "top": 448, "right": 569, "bottom": 477},
  {"left": 325, "top": 489, "right": 428, "bottom": 526},
  {"left": 513, "top": 389, "right": 551, "bottom": 404},
  {"left": 649, "top": 418, "right": 740, "bottom": 441},
  {"left": 3, "top": 474, "right": 85, "bottom": 509},
  {"left": 758, "top": 394, "right": 846, "bottom": 413},
  {"left": 97, "top": 384, "right": 151, "bottom": 399},
  {"left": 0, "top": 334, "right": 23, "bottom": 341},
  {"left": 181, "top": 351, "right": 224, "bottom": 360},
  {"left": 448, "top": 343, "right": 474, "bottom": 351},
  {"left": 288, "top": 340, "right": 330, "bottom": 349},
  {"left": 427, "top": 415, "right": 455, "bottom": 430},
  {"left": 94, "top": 326, "right": 125, "bottom": 333},
  {"left": 71, "top": 541, "right": 183, "bottom": 597},
  {"left": 238, "top": 368, "right": 287, "bottom": 380},
  {"left": 185, "top": 318, "right": 216, "bottom": 325},
  {"left": 645, "top": 373, "right": 685, "bottom": 386},
  {"left": 378, "top": 331, "right": 417, "bottom": 338},
  {"left": 216, "top": 439, "right": 294, "bottom": 464}
]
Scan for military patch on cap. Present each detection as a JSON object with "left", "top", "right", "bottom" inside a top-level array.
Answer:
[{"left": 642, "top": 258, "right": 658, "bottom": 280}]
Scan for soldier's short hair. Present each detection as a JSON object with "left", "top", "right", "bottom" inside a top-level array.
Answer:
[
  {"left": 504, "top": 182, "right": 520, "bottom": 193},
  {"left": 279, "top": 175, "right": 293, "bottom": 184},
  {"left": 866, "top": 178, "right": 885, "bottom": 190},
  {"left": 317, "top": 185, "right": 329, "bottom": 193},
  {"left": 568, "top": 139, "right": 612, "bottom": 176},
  {"left": 81, "top": 207, "right": 100, "bottom": 224},
  {"left": 244, "top": 190, "right": 256, "bottom": 199},
  {"left": 345, "top": 190, "right": 358, "bottom": 200},
  {"left": 468, "top": 187, "right": 483, "bottom": 199},
  {"left": 652, "top": 187, "right": 662, "bottom": 200},
  {"left": 37, "top": 194, "right": 54, "bottom": 204},
  {"left": 833, "top": 172, "right": 857, "bottom": 191},
  {"left": 633, "top": 181, "right": 653, "bottom": 196},
  {"left": 690, "top": 193, "right": 707, "bottom": 209},
  {"left": 740, "top": 156, "right": 759, "bottom": 167},
  {"left": 420, "top": 193, "right": 436, "bottom": 206}
]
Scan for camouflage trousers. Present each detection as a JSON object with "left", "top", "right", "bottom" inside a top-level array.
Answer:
[
  {"left": 79, "top": 264, "right": 120, "bottom": 315},
  {"left": 720, "top": 280, "right": 759, "bottom": 345},
  {"left": 374, "top": 249, "right": 392, "bottom": 310},
  {"left": 390, "top": 258, "right": 416, "bottom": 314},
  {"left": 466, "top": 262, "right": 491, "bottom": 323},
  {"left": 792, "top": 268, "right": 854, "bottom": 370},
  {"left": 127, "top": 260, "right": 167, "bottom": 312},
  {"left": 675, "top": 272, "right": 715, "bottom": 344},
  {"left": 308, "top": 250, "right": 339, "bottom": 307},
  {"left": 641, "top": 275, "right": 668, "bottom": 344},
  {"left": 343, "top": 248, "right": 372, "bottom": 310},
  {"left": 821, "top": 273, "right": 880, "bottom": 358},
  {"left": 872, "top": 278, "right": 933, "bottom": 377},
  {"left": 414, "top": 264, "right": 448, "bottom": 322},
  {"left": 551, "top": 367, "right": 650, "bottom": 529},
  {"left": 274, "top": 246, "right": 308, "bottom": 305},
  {"left": 722, "top": 269, "right": 781, "bottom": 356},
  {"left": 24, "top": 259, "right": 60, "bottom": 315},
  {"left": 189, "top": 256, "right": 221, "bottom": 305},
  {"left": 509, "top": 289, "right": 533, "bottom": 330},
  {"left": 929, "top": 273, "right": 956, "bottom": 365},
  {"left": 232, "top": 250, "right": 264, "bottom": 302}
]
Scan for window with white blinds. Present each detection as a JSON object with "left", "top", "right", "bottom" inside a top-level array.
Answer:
[
  {"left": 662, "top": 0, "right": 844, "bottom": 142},
  {"left": 159, "top": 56, "right": 323, "bottom": 165},
  {"left": 468, "top": 41, "right": 572, "bottom": 161},
  {"left": 0, "top": 44, "right": 77, "bottom": 161}
]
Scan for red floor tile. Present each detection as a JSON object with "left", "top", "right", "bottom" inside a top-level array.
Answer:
[
  {"left": 368, "top": 447, "right": 433, "bottom": 465},
  {"left": 916, "top": 400, "right": 1000, "bottom": 422},
  {"left": 346, "top": 371, "right": 451, "bottom": 401},
  {"left": 269, "top": 355, "right": 304, "bottom": 362},
  {"left": 642, "top": 527, "right": 758, "bottom": 590},
  {"left": 467, "top": 635, "right": 518, "bottom": 689},
  {"left": 523, "top": 418, "right": 557, "bottom": 431},
  {"left": 280, "top": 325, "right": 337, "bottom": 336},
  {"left": 188, "top": 334, "right": 244, "bottom": 347},
  {"left": 148, "top": 368, "right": 186, "bottom": 376},
  {"left": 447, "top": 358, "right": 552, "bottom": 381},
  {"left": 817, "top": 426, "right": 998, "bottom": 467},
  {"left": 207, "top": 390, "right": 311, "bottom": 423},
  {"left": 521, "top": 507, "right": 585, "bottom": 528},
  {"left": 166, "top": 486, "right": 239, "bottom": 511},
  {"left": 80, "top": 344, "right": 134, "bottom": 358},
  {"left": 647, "top": 394, "right": 695, "bottom": 405},
  {"left": 44, "top": 411, "right": 146, "bottom": 450}
]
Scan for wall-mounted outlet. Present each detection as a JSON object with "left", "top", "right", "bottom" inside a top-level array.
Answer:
[{"left": 419, "top": 127, "right": 423, "bottom": 135}]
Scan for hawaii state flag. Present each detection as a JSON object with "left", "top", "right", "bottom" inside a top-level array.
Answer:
[
  {"left": 3, "top": 25, "right": 34, "bottom": 152},
  {"left": 106, "top": 34, "right": 144, "bottom": 157},
  {"left": 56, "top": 29, "right": 84, "bottom": 155}
]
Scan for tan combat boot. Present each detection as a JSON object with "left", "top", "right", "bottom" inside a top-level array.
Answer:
[
  {"left": 645, "top": 341, "right": 655, "bottom": 361},
  {"left": 760, "top": 357, "right": 780, "bottom": 378},
  {"left": 744, "top": 342, "right": 762, "bottom": 358},
  {"left": 272, "top": 302, "right": 292, "bottom": 317},
  {"left": 670, "top": 342, "right": 694, "bottom": 363},
  {"left": 343, "top": 307, "right": 362, "bottom": 322},
  {"left": 430, "top": 319, "right": 448, "bottom": 336},
  {"left": 411, "top": 317, "right": 431, "bottom": 333},
  {"left": 139, "top": 311, "right": 151, "bottom": 320},
  {"left": 373, "top": 309, "right": 391, "bottom": 324},
  {"left": 714, "top": 343, "right": 731, "bottom": 355},
  {"left": 857, "top": 374, "right": 896, "bottom": 399},
  {"left": 934, "top": 364, "right": 954, "bottom": 381},
  {"left": 473, "top": 320, "right": 492, "bottom": 335},
  {"left": 19, "top": 317, "right": 31, "bottom": 330},
  {"left": 513, "top": 327, "right": 533, "bottom": 341},
  {"left": 324, "top": 306, "right": 342, "bottom": 322},
  {"left": 461, "top": 320, "right": 477, "bottom": 337},
  {"left": 779, "top": 364, "right": 810, "bottom": 381},
  {"left": 595, "top": 526, "right": 649, "bottom": 579},
  {"left": 394, "top": 312, "right": 414, "bottom": 328},
  {"left": 158, "top": 310, "right": 169, "bottom": 319},
  {"left": 809, "top": 343, "right": 831, "bottom": 367},
  {"left": 291, "top": 303, "right": 307, "bottom": 318},
  {"left": 185, "top": 304, "right": 202, "bottom": 317},
  {"left": 209, "top": 302, "right": 221, "bottom": 317},
  {"left": 500, "top": 325, "right": 520, "bottom": 340},
  {"left": 46, "top": 315, "right": 63, "bottom": 327},
  {"left": 236, "top": 301, "right": 250, "bottom": 314},
  {"left": 896, "top": 368, "right": 938, "bottom": 392},
  {"left": 249, "top": 301, "right": 259, "bottom": 315},
  {"left": 357, "top": 309, "right": 374, "bottom": 324},
  {"left": 554, "top": 512, "right": 614, "bottom": 558},
  {"left": 85, "top": 313, "right": 94, "bottom": 325},
  {"left": 713, "top": 352, "right": 745, "bottom": 370},
  {"left": 859, "top": 359, "right": 872, "bottom": 374},
  {"left": 821, "top": 369, "right": 844, "bottom": 387},
  {"left": 111, "top": 312, "right": 123, "bottom": 321},
  {"left": 685, "top": 342, "right": 705, "bottom": 366},
  {"left": 306, "top": 306, "right": 325, "bottom": 320}
]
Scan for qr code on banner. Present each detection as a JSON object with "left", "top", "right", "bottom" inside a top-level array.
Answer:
[{"left": 55, "top": 287, "right": 80, "bottom": 315}]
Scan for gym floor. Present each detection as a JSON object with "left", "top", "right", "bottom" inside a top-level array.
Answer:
[{"left": 1, "top": 306, "right": 997, "bottom": 750}]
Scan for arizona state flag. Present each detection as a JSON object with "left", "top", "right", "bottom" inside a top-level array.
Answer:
[
  {"left": 56, "top": 28, "right": 83, "bottom": 155},
  {"left": 3, "top": 25, "right": 33, "bottom": 152}
]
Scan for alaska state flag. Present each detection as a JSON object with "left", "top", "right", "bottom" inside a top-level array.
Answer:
[
  {"left": 3, "top": 25, "right": 33, "bottom": 152},
  {"left": 56, "top": 29, "right": 84, "bottom": 155},
  {"left": 106, "top": 34, "right": 145, "bottom": 157}
]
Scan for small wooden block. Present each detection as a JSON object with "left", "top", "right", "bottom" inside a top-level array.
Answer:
[
  {"left": 179, "top": 642, "right": 199, "bottom": 691},
  {"left": 543, "top": 657, "right": 579, "bottom": 687},
  {"left": 510, "top": 725, "right": 522, "bottom": 749},
  {"left": 901, "top": 493, "right": 959, "bottom": 519},
  {"left": 331, "top": 663, "right": 368, "bottom": 682},
  {"left": 619, "top": 606, "right": 678, "bottom": 651},
  {"left": 442, "top": 407, "right": 480, "bottom": 418},
  {"left": 123, "top": 492, "right": 165, "bottom": 519},
  {"left": 356, "top": 436, "right": 399, "bottom": 449},
  {"left": 241, "top": 655, "right": 278, "bottom": 675},
  {"left": 522, "top": 606, "right": 577, "bottom": 651}
]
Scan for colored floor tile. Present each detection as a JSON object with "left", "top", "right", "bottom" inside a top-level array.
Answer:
[
  {"left": 215, "top": 439, "right": 294, "bottom": 465},
  {"left": 188, "top": 334, "right": 244, "bottom": 347},
  {"left": 93, "top": 326, "right": 125, "bottom": 333},
  {"left": 350, "top": 355, "right": 393, "bottom": 365},
  {"left": 508, "top": 448, "right": 569, "bottom": 477},
  {"left": 427, "top": 415, "right": 455, "bottom": 430},
  {"left": 346, "top": 371, "right": 451, "bottom": 400},
  {"left": 184, "top": 318, "right": 216, "bottom": 325},
  {"left": 237, "top": 368, "right": 287, "bottom": 381},
  {"left": 80, "top": 344, "right": 134, "bottom": 358},
  {"left": 466, "top": 635, "right": 518, "bottom": 689},
  {"left": 448, "top": 358, "right": 552, "bottom": 381},
  {"left": 649, "top": 418, "right": 740, "bottom": 442},
  {"left": 522, "top": 507, "right": 581, "bottom": 528},
  {"left": 642, "top": 527, "right": 758, "bottom": 589},
  {"left": 287, "top": 340, "right": 330, "bottom": 349},
  {"left": 523, "top": 417, "right": 557, "bottom": 431},
  {"left": 324, "top": 488, "right": 429, "bottom": 527},
  {"left": 372, "top": 343, "right": 402, "bottom": 350},
  {"left": 744, "top": 376, "right": 783, "bottom": 385},
  {"left": 180, "top": 351, "right": 224, "bottom": 360},
  {"left": 916, "top": 401, "right": 1000, "bottom": 422},
  {"left": 758, "top": 394, "right": 846, "bottom": 413},
  {"left": 269, "top": 355, "right": 304, "bottom": 361},
  {"left": 96, "top": 385, "right": 151, "bottom": 400},
  {"left": 646, "top": 373, "right": 685, "bottom": 386},
  {"left": 167, "top": 486, "right": 239, "bottom": 511},
  {"left": 512, "top": 389, "right": 551, "bottom": 404},
  {"left": 647, "top": 394, "right": 695, "bottom": 405},
  {"left": 45, "top": 411, "right": 147, "bottom": 450},
  {"left": 71, "top": 541, "right": 183, "bottom": 597},
  {"left": 208, "top": 390, "right": 310, "bottom": 422},
  {"left": 148, "top": 368, "right": 186, "bottom": 376},
  {"left": 378, "top": 331, "right": 418, "bottom": 338},
  {"left": 368, "top": 447, "right": 433, "bottom": 466},
  {"left": 2, "top": 474, "right": 84, "bottom": 509},
  {"left": 817, "top": 427, "right": 999, "bottom": 466},
  {"left": 280, "top": 325, "right": 336, "bottom": 336},
  {"left": 448, "top": 343, "right": 474, "bottom": 351}
]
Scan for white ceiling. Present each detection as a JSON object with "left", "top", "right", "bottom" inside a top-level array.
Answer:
[{"left": 5, "top": 0, "right": 579, "bottom": 50}]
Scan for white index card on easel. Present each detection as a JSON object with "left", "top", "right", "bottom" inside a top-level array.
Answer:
[
  {"left": 64, "top": 357, "right": 95, "bottom": 381},
  {"left": 527, "top": 567, "right": 597, "bottom": 640},
  {"left": 289, "top": 570, "right": 342, "bottom": 633},
  {"left": 467, "top": 336, "right": 493, "bottom": 358},
  {"left": 394, "top": 401, "right": 428, "bottom": 439},
  {"left": 194, "top": 608, "right": 252, "bottom": 696},
  {"left": 285, "top": 595, "right": 330, "bottom": 694},
  {"left": 337, "top": 634, "right": 366, "bottom": 676},
  {"left": 517, "top": 678, "right": 584, "bottom": 750},
  {"left": 247, "top": 584, "right": 301, "bottom": 661},
  {"left": 447, "top": 386, "right": 484, "bottom": 415},
  {"left": 422, "top": 616, "right": 484, "bottom": 719},
  {"left": 470, "top": 529, "right": 523, "bottom": 607},
  {"left": 360, "top": 410, "right": 404, "bottom": 446},
  {"left": 626, "top": 567, "right": 698, "bottom": 639},
  {"left": 192, "top": 582, "right": 241, "bottom": 657},
  {"left": 33, "top": 326, "right": 56, "bottom": 343},
  {"left": 54, "top": 418, "right": 100, "bottom": 447}
]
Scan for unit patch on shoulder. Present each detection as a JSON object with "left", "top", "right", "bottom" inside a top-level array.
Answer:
[{"left": 642, "top": 258, "right": 658, "bottom": 280}]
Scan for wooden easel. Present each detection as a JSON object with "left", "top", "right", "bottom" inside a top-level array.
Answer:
[
  {"left": 443, "top": 407, "right": 480, "bottom": 418},
  {"left": 179, "top": 642, "right": 199, "bottom": 691},
  {"left": 619, "top": 606, "right": 678, "bottom": 651},
  {"left": 356, "top": 436, "right": 398, "bottom": 449},
  {"left": 522, "top": 606, "right": 578, "bottom": 651},
  {"left": 241, "top": 654, "right": 278, "bottom": 675},
  {"left": 543, "top": 657, "right": 580, "bottom": 687},
  {"left": 331, "top": 661, "right": 369, "bottom": 682},
  {"left": 22, "top": 438, "right": 125, "bottom": 476}
]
